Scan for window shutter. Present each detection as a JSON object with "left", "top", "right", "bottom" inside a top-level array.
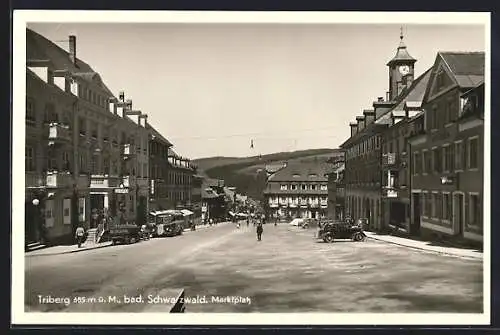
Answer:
[{"left": 464, "top": 195, "right": 469, "bottom": 228}]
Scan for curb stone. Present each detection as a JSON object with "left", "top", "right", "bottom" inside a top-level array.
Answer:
[
  {"left": 366, "top": 235, "right": 482, "bottom": 260},
  {"left": 26, "top": 242, "right": 114, "bottom": 257}
]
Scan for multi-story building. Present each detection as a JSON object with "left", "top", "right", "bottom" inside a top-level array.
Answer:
[
  {"left": 191, "top": 174, "right": 204, "bottom": 218},
  {"left": 166, "top": 148, "right": 196, "bottom": 210},
  {"left": 340, "top": 32, "right": 422, "bottom": 231},
  {"left": 147, "top": 124, "right": 173, "bottom": 211},
  {"left": 263, "top": 162, "right": 329, "bottom": 219},
  {"left": 408, "top": 52, "right": 484, "bottom": 244},
  {"left": 376, "top": 68, "right": 432, "bottom": 232},
  {"left": 25, "top": 29, "right": 152, "bottom": 247}
]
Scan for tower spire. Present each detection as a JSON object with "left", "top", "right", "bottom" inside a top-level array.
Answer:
[{"left": 400, "top": 26, "right": 404, "bottom": 41}]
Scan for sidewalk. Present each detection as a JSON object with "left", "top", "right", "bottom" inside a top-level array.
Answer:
[
  {"left": 365, "top": 231, "right": 483, "bottom": 260},
  {"left": 27, "top": 222, "right": 232, "bottom": 257},
  {"left": 26, "top": 241, "right": 114, "bottom": 257}
]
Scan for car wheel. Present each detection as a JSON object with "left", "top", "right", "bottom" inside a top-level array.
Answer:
[
  {"left": 130, "top": 237, "right": 137, "bottom": 244},
  {"left": 352, "top": 232, "right": 365, "bottom": 242},
  {"left": 324, "top": 234, "right": 334, "bottom": 243},
  {"left": 112, "top": 240, "right": 117, "bottom": 245}
]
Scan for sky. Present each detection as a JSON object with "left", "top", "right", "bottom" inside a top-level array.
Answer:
[{"left": 27, "top": 21, "right": 485, "bottom": 160}]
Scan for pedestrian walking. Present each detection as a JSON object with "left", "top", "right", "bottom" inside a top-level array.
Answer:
[
  {"left": 75, "top": 225, "right": 85, "bottom": 248},
  {"left": 256, "top": 221, "right": 263, "bottom": 241}
]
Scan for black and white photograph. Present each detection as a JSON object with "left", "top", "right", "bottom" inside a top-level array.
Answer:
[{"left": 12, "top": 11, "right": 490, "bottom": 325}]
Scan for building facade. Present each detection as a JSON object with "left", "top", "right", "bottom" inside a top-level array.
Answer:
[
  {"left": 408, "top": 52, "right": 484, "bottom": 244},
  {"left": 25, "top": 29, "right": 153, "bottom": 246},
  {"left": 166, "top": 148, "right": 196, "bottom": 210},
  {"left": 147, "top": 124, "right": 173, "bottom": 211},
  {"left": 263, "top": 162, "right": 329, "bottom": 219}
]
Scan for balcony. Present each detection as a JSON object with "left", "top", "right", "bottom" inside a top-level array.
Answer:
[
  {"left": 26, "top": 172, "right": 45, "bottom": 188},
  {"left": 383, "top": 186, "right": 398, "bottom": 198},
  {"left": 121, "top": 175, "right": 130, "bottom": 188},
  {"left": 122, "top": 144, "right": 135, "bottom": 159},
  {"left": 48, "top": 123, "right": 71, "bottom": 145},
  {"left": 382, "top": 153, "right": 397, "bottom": 167},
  {"left": 90, "top": 174, "right": 121, "bottom": 189},
  {"left": 46, "top": 171, "right": 72, "bottom": 188}
]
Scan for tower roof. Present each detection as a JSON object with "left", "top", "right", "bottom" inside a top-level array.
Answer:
[{"left": 387, "top": 28, "right": 417, "bottom": 66}]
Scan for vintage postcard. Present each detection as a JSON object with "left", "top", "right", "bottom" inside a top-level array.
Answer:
[{"left": 12, "top": 10, "right": 490, "bottom": 325}]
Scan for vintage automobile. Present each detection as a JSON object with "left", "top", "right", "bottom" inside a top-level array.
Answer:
[
  {"left": 150, "top": 210, "right": 184, "bottom": 237},
  {"left": 108, "top": 224, "right": 142, "bottom": 245},
  {"left": 316, "top": 219, "right": 366, "bottom": 243}
]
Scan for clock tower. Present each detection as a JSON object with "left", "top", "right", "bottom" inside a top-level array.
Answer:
[{"left": 387, "top": 28, "right": 417, "bottom": 101}]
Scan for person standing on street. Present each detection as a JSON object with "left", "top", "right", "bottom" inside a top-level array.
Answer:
[
  {"left": 256, "top": 221, "right": 263, "bottom": 241},
  {"left": 75, "top": 225, "right": 85, "bottom": 248}
]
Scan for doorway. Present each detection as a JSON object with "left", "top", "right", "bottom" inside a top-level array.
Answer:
[{"left": 412, "top": 193, "right": 421, "bottom": 236}]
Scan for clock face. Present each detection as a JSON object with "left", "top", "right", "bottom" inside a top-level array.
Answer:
[{"left": 399, "top": 65, "right": 410, "bottom": 75}]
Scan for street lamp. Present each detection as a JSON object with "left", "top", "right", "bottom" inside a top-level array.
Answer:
[{"left": 32, "top": 198, "right": 40, "bottom": 206}]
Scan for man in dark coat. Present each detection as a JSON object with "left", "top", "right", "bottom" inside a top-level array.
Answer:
[{"left": 256, "top": 221, "right": 263, "bottom": 241}]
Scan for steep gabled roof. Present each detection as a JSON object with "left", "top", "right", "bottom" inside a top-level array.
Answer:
[
  {"left": 375, "top": 67, "right": 433, "bottom": 124},
  {"left": 26, "top": 28, "right": 114, "bottom": 97},
  {"left": 146, "top": 123, "right": 173, "bottom": 147},
  {"left": 267, "top": 162, "right": 329, "bottom": 182},
  {"left": 422, "top": 51, "right": 485, "bottom": 104}
]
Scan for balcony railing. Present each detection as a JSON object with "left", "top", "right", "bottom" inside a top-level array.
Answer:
[
  {"left": 382, "top": 153, "right": 397, "bottom": 166},
  {"left": 48, "top": 123, "right": 71, "bottom": 144},
  {"left": 26, "top": 172, "right": 45, "bottom": 188},
  {"left": 383, "top": 186, "right": 398, "bottom": 198},
  {"left": 122, "top": 144, "right": 135, "bottom": 158},
  {"left": 46, "top": 171, "right": 72, "bottom": 188}
]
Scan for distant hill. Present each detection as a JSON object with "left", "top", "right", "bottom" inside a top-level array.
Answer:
[{"left": 193, "top": 148, "right": 343, "bottom": 201}]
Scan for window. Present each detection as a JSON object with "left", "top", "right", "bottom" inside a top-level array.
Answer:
[
  {"left": 291, "top": 184, "right": 297, "bottom": 190},
  {"left": 48, "top": 154, "right": 57, "bottom": 171},
  {"left": 112, "top": 159, "right": 118, "bottom": 175},
  {"left": 78, "top": 117, "right": 86, "bottom": 136},
  {"left": 44, "top": 103, "right": 58, "bottom": 124},
  {"left": 469, "top": 193, "right": 481, "bottom": 226},
  {"left": 301, "top": 184, "right": 307, "bottom": 190},
  {"left": 454, "top": 141, "right": 464, "bottom": 170},
  {"left": 432, "top": 147, "right": 441, "bottom": 173},
  {"left": 280, "top": 184, "right": 288, "bottom": 191},
  {"left": 431, "top": 106, "right": 438, "bottom": 130},
  {"left": 320, "top": 184, "right": 327, "bottom": 191},
  {"left": 445, "top": 99, "right": 454, "bottom": 124},
  {"left": 435, "top": 193, "right": 442, "bottom": 219},
  {"left": 413, "top": 151, "right": 421, "bottom": 175},
  {"left": 79, "top": 153, "right": 86, "bottom": 173},
  {"left": 25, "top": 146, "right": 35, "bottom": 171},
  {"left": 421, "top": 193, "right": 427, "bottom": 217},
  {"left": 26, "top": 97, "right": 36, "bottom": 125},
  {"left": 311, "top": 184, "right": 317, "bottom": 191},
  {"left": 103, "top": 158, "right": 110, "bottom": 174},
  {"left": 443, "top": 193, "right": 452, "bottom": 221},
  {"left": 468, "top": 137, "right": 479, "bottom": 169},
  {"left": 62, "top": 151, "right": 70, "bottom": 171},
  {"left": 91, "top": 156, "right": 98, "bottom": 174},
  {"left": 422, "top": 150, "right": 430, "bottom": 174},
  {"left": 442, "top": 145, "right": 451, "bottom": 172},
  {"left": 44, "top": 200, "right": 54, "bottom": 227},
  {"left": 91, "top": 121, "right": 98, "bottom": 139},
  {"left": 431, "top": 193, "right": 437, "bottom": 218},
  {"left": 143, "top": 163, "right": 147, "bottom": 178}
]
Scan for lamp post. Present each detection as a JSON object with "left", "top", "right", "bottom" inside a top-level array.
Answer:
[{"left": 32, "top": 198, "right": 41, "bottom": 242}]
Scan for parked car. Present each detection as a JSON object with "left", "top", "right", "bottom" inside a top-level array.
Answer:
[
  {"left": 316, "top": 220, "right": 366, "bottom": 243},
  {"left": 109, "top": 224, "right": 142, "bottom": 245},
  {"left": 301, "top": 218, "right": 319, "bottom": 229}
]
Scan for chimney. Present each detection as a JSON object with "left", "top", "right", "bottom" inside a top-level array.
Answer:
[
  {"left": 386, "top": 91, "right": 390, "bottom": 101},
  {"left": 378, "top": 97, "right": 384, "bottom": 102},
  {"left": 126, "top": 99, "right": 133, "bottom": 110},
  {"left": 356, "top": 116, "right": 365, "bottom": 131},
  {"left": 69, "top": 35, "right": 77, "bottom": 66},
  {"left": 349, "top": 122, "right": 358, "bottom": 137},
  {"left": 363, "top": 109, "right": 376, "bottom": 125},
  {"left": 119, "top": 91, "right": 125, "bottom": 102}
]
